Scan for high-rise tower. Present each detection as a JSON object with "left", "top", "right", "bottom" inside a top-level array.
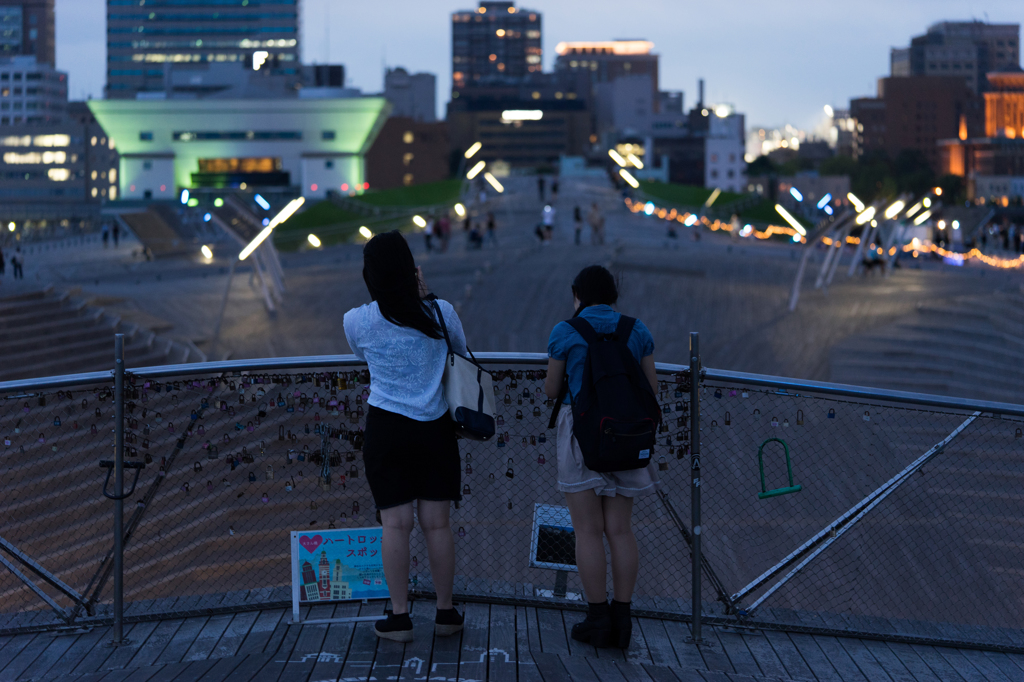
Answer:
[
  {"left": 105, "top": 0, "right": 301, "bottom": 99},
  {"left": 0, "top": 0, "right": 55, "bottom": 66},
  {"left": 451, "top": 1, "right": 541, "bottom": 94}
]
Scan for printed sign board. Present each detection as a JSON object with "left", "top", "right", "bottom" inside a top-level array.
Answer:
[{"left": 290, "top": 527, "right": 389, "bottom": 618}]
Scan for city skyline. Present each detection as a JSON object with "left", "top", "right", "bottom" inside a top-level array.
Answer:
[{"left": 55, "top": 0, "right": 1021, "bottom": 132}]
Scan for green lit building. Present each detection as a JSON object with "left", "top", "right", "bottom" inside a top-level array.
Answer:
[{"left": 87, "top": 96, "right": 391, "bottom": 201}]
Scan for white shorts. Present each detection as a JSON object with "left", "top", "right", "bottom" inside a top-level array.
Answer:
[{"left": 556, "top": 408, "right": 661, "bottom": 497}]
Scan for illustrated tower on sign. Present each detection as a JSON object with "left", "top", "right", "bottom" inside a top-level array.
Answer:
[
  {"left": 318, "top": 550, "right": 331, "bottom": 599},
  {"left": 330, "top": 559, "right": 351, "bottom": 600},
  {"left": 301, "top": 560, "right": 320, "bottom": 602}
]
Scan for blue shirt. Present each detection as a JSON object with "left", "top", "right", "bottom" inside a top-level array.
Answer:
[
  {"left": 344, "top": 299, "right": 467, "bottom": 421},
  {"left": 547, "top": 305, "right": 655, "bottom": 405}
]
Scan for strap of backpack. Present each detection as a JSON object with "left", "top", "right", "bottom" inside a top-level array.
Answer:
[
  {"left": 565, "top": 317, "right": 599, "bottom": 343},
  {"left": 614, "top": 315, "right": 637, "bottom": 343}
]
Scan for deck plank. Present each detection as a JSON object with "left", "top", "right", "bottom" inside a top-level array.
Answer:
[
  {"left": 153, "top": 618, "right": 210, "bottom": 666},
  {"left": 233, "top": 611, "right": 284, "bottom": 656},
  {"left": 662, "top": 620, "right": 707, "bottom": 672},
  {"left": 836, "top": 638, "right": 895, "bottom": 682},
  {"left": 182, "top": 615, "right": 235, "bottom": 663},
  {"left": 44, "top": 626, "right": 113, "bottom": 677},
  {"left": 586, "top": 656, "right": 631, "bottom": 681},
  {"left": 641, "top": 661, "right": 686, "bottom": 682},
  {"left": 0, "top": 633, "right": 52, "bottom": 682},
  {"left": 191, "top": 656, "right": 244, "bottom": 682},
  {"left": 14, "top": 629, "right": 81, "bottom": 680},
  {"left": 761, "top": 630, "right": 819, "bottom": 681},
  {"left": 787, "top": 632, "right": 844, "bottom": 682},
  {"left": 209, "top": 612, "right": 260, "bottom": 660},
  {"left": 955, "top": 648, "right": 1013, "bottom": 682},
  {"left": 128, "top": 620, "right": 185, "bottom": 669},
  {"left": 531, "top": 651, "right": 570, "bottom": 681},
  {"left": 220, "top": 653, "right": 275, "bottom": 682},
  {"left": 514, "top": 607, "right": 543, "bottom": 682},
  {"left": 486, "top": 604, "right": 518, "bottom": 682},
  {"left": 457, "top": 602, "right": 489, "bottom": 681},
  {"left": 613, "top": 659, "right": 657, "bottom": 681},
  {"left": 808, "top": 636, "right": 869, "bottom": 682},
  {"left": 336, "top": 601, "right": 381, "bottom": 682},
  {"left": 714, "top": 629, "right": 763, "bottom": 678},
  {"left": 162, "top": 658, "right": 218, "bottom": 682},
  {"left": 693, "top": 627, "right": 735, "bottom": 674},
  {"left": 559, "top": 651, "right": 598, "bottom": 681},
  {"left": 559, "top": 609, "right": 597, "bottom": 660},
  {"left": 245, "top": 606, "right": 308, "bottom": 682},
  {"left": 427, "top": 601, "right": 460, "bottom": 682},
  {"left": 879, "top": 642, "right": 943, "bottom": 682},
  {"left": 738, "top": 630, "right": 790, "bottom": 680},
  {"left": 907, "top": 645, "right": 969, "bottom": 682},
  {"left": 308, "top": 602, "right": 359, "bottom": 682},
  {"left": 624, "top": 616, "right": 654, "bottom": 665},
  {"left": 637, "top": 617, "right": 680, "bottom": 668},
  {"left": 935, "top": 648, "right": 990, "bottom": 682},
  {"left": 279, "top": 603, "right": 336, "bottom": 681},
  {"left": 536, "top": 608, "right": 568, "bottom": 655},
  {"left": 980, "top": 651, "right": 1024, "bottom": 682}
]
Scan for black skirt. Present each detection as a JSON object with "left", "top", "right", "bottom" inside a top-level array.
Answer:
[{"left": 362, "top": 405, "right": 461, "bottom": 509}]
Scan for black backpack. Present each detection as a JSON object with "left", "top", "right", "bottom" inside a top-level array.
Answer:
[{"left": 560, "top": 316, "right": 661, "bottom": 473}]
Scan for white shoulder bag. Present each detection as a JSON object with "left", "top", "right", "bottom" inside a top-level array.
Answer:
[{"left": 431, "top": 300, "right": 496, "bottom": 441}]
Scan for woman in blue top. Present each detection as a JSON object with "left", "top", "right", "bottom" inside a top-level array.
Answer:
[
  {"left": 343, "top": 231, "right": 466, "bottom": 642},
  {"left": 544, "top": 265, "right": 660, "bottom": 649}
]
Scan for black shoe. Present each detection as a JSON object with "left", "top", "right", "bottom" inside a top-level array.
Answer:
[
  {"left": 609, "top": 600, "right": 632, "bottom": 649},
  {"left": 435, "top": 607, "right": 465, "bottom": 636},
  {"left": 570, "top": 601, "right": 613, "bottom": 648},
  {"left": 374, "top": 610, "right": 413, "bottom": 642}
]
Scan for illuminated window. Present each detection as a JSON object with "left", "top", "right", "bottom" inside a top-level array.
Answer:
[
  {"left": 403, "top": 131, "right": 414, "bottom": 144},
  {"left": 322, "top": 130, "right": 336, "bottom": 140},
  {"left": 110, "top": 169, "right": 117, "bottom": 183},
  {"left": 403, "top": 153, "right": 414, "bottom": 167},
  {"left": 91, "top": 187, "right": 98, "bottom": 197},
  {"left": 531, "top": 91, "right": 540, "bottom": 100},
  {"left": 47, "top": 168, "right": 70, "bottom": 181},
  {"left": 110, "top": 186, "right": 117, "bottom": 200},
  {"left": 91, "top": 170, "right": 97, "bottom": 180},
  {"left": 140, "top": 131, "right": 153, "bottom": 141},
  {"left": 403, "top": 173, "right": 414, "bottom": 186}
]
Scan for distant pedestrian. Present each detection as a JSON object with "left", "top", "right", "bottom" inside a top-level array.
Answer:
[
  {"left": 112, "top": 223, "right": 120, "bottom": 248},
  {"left": 438, "top": 215, "right": 451, "bottom": 253},
  {"left": 537, "top": 175, "right": 546, "bottom": 202},
  {"left": 102, "top": 225, "right": 109, "bottom": 248},
  {"left": 588, "top": 203, "right": 605, "bottom": 246},
  {"left": 424, "top": 217, "right": 435, "bottom": 252},
  {"left": 551, "top": 179, "right": 559, "bottom": 200},
  {"left": 11, "top": 247, "right": 23, "bottom": 279},
  {"left": 486, "top": 212, "right": 498, "bottom": 246},
  {"left": 478, "top": 188, "right": 487, "bottom": 207},
  {"left": 542, "top": 204, "right": 556, "bottom": 241},
  {"left": 468, "top": 223, "right": 483, "bottom": 250},
  {"left": 0, "top": 245, "right": 5, "bottom": 277},
  {"left": 730, "top": 213, "right": 741, "bottom": 240},
  {"left": 573, "top": 205, "right": 583, "bottom": 245}
]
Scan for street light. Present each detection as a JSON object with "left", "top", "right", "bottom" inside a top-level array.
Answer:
[
  {"left": 608, "top": 149, "right": 627, "bottom": 167},
  {"left": 359, "top": 226, "right": 373, "bottom": 239},
  {"left": 413, "top": 215, "right": 427, "bottom": 228},
  {"left": 307, "top": 234, "right": 322, "bottom": 248},
  {"left": 884, "top": 200, "right": 905, "bottom": 220},
  {"left": 454, "top": 203, "right": 466, "bottom": 217},
  {"left": 464, "top": 142, "right": 483, "bottom": 159},
  {"left": 484, "top": 172, "right": 504, "bottom": 192},
  {"left": 774, "top": 204, "right": 807, "bottom": 236},
  {"left": 627, "top": 153, "right": 644, "bottom": 169},
  {"left": 239, "top": 196, "right": 305, "bottom": 261},
  {"left": 467, "top": 160, "right": 486, "bottom": 179},
  {"left": 618, "top": 168, "right": 639, "bottom": 188},
  {"left": 855, "top": 206, "right": 877, "bottom": 226},
  {"left": 201, "top": 245, "right": 213, "bottom": 259},
  {"left": 705, "top": 188, "right": 721, "bottom": 207},
  {"left": 847, "top": 193, "right": 865, "bottom": 212}
]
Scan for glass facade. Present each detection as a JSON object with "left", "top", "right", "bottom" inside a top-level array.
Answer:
[{"left": 105, "top": 0, "right": 300, "bottom": 99}]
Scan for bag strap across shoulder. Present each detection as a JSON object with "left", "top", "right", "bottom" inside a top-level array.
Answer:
[{"left": 429, "top": 299, "right": 455, "bottom": 355}]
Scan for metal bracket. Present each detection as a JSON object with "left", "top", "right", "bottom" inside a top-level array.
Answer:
[{"left": 99, "top": 460, "right": 146, "bottom": 501}]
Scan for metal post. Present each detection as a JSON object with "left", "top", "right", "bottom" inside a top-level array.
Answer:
[
  {"left": 112, "top": 334, "right": 125, "bottom": 645},
  {"left": 688, "top": 332, "right": 702, "bottom": 644},
  {"left": 210, "top": 258, "right": 238, "bottom": 358}
]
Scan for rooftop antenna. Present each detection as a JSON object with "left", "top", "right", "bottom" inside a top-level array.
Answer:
[{"left": 698, "top": 78, "right": 704, "bottom": 108}]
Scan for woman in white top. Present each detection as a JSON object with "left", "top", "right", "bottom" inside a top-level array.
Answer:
[{"left": 343, "top": 231, "right": 467, "bottom": 642}]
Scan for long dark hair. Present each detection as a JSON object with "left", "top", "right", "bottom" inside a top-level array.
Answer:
[
  {"left": 362, "top": 231, "right": 442, "bottom": 339},
  {"left": 571, "top": 265, "right": 619, "bottom": 313}
]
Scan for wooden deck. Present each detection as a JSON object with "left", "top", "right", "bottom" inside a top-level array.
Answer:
[{"left": 3, "top": 600, "right": 1024, "bottom": 682}]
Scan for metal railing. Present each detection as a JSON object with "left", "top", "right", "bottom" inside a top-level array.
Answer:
[{"left": 2, "top": 340, "right": 1024, "bottom": 653}]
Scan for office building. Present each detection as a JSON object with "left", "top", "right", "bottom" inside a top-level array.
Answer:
[
  {"left": 451, "top": 1, "right": 542, "bottom": 93},
  {"left": 891, "top": 21, "right": 1020, "bottom": 94},
  {"left": 850, "top": 76, "right": 982, "bottom": 172},
  {"left": 384, "top": 67, "right": 436, "bottom": 122},
  {"left": 554, "top": 40, "right": 659, "bottom": 108},
  {"left": 0, "top": 0, "right": 54, "bottom": 66},
  {"left": 87, "top": 96, "right": 390, "bottom": 200},
  {"left": 106, "top": 0, "right": 300, "bottom": 99},
  {"left": 365, "top": 116, "right": 449, "bottom": 189},
  {"left": 939, "top": 70, "right": 1024, "bottom": 201},
  {"left": 705, "top": 108, "right": 746, "bottom": 193},
  {"left": 0, "top": 55, "right": 64, "bottom": 125}
]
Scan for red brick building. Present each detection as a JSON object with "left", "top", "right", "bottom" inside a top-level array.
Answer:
[{"left": 364, "top": 117, "right": 450, "bottom": 190}]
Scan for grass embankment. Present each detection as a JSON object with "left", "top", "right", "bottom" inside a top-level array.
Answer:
[
  {"left": 274, "top": 179, "right": 463, "bottom": 251},
  {"left": 351, "top": 179, "right": 462, "bottom": 208},
  {"left": 638, "top": 180, "right": 812, "bottom": 233}
]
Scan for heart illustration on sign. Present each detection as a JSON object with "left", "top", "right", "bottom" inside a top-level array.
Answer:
[{"left": 299, "top": 535, "right": 323, "bottom": 553}]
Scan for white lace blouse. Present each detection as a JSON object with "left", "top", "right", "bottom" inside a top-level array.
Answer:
[{"left": 343, "top": 299, "right": 467, "bottom": 422}]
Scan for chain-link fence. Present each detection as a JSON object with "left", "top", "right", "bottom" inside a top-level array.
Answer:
[
  {"left": 0, "top": 377, "right": 118, "bottom": 622},
  {"left": 2, "top": 350, "right": 1023, "bottom": 653}
]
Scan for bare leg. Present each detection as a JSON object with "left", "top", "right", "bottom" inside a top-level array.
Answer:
[
  {"left": 380, "top": 503, "right": 414, "bottom": 614},
  {"left": 565, "top": 490, "right": 607, "bottom": 603},
  {"left": 602, "top": 495, "right": 638, "bottom": 602},
  {"left": 418, "top": 499, "right": 455, "bottom": 610}
]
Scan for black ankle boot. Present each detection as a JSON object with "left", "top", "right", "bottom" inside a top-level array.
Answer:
[
  {"left": 609, "top": 600, "right": 632, "bottom": 649},
  {"left": 571, "top": 601, "right": 613, "bottom": 648}
]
